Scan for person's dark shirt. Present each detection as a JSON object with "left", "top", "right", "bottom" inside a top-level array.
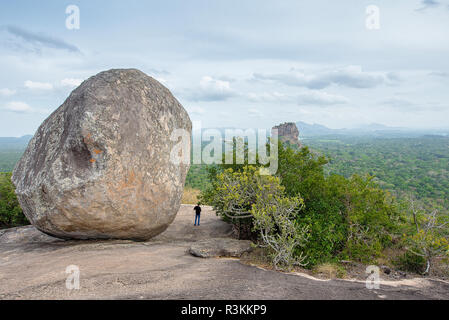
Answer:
[{"left": 194, "top": 205, "right": 201, "bottom": 215}]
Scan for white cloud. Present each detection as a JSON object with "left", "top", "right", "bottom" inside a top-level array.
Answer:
[
  {"left": 4, "top": 25, "right": 81, "bottom": 53},
  {"left": 4, "top": 101, "right": 33, "bottom": 113},
  {"left": 248, "top": 108, "right": 263, "bottom": 118},
  {"left": 297, "top": 91, "right": 349, "bottom": 105},
  {"left": 201, "top": 76, "right": 230, "bottom": 91},
  {"left": 60, "top": 78, "right": 83, "bottom": 88},
  {"left": 3, "top": 101, "right": 50, "bottom": 114},
  {"left": 187, "top": 76, "right": 236, "bottom": 101},
  {"left": 246, "top": 90, "right": 348, "bottom": 106},
  {"left": 0, "top": 2, "right": 448, "bottom": 133},
  {"left": 246, "top": 91, "right": 290, "bottom": 103},
  {"left": 253, "top": 66, "right": 389, "bottom": 89},
  {"left": 24, "top": 80, "right": 53, "bottom": 90},
  {"left": 186, "top": 106, "right": 206, "bottom": 115},
  {"left": 380, "top": 97, "right": 446, "bottom": 111},
  {"left": 0, "top": 88, "right": 16, "bottom": 96}
]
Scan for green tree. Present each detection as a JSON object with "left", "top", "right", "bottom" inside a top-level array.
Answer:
[
  {"left": 405, "top": 198, "right": 449, "bottom": 274},
  {"left": 0, "top": 172, "right": 28, "bottom": 228},
  {"left": 339, "top": 174, "right": 403, "bottom": 262},
  {"left": 276, "top": 146, "right": 347, "bottom": 264},
  {"left": 201, "top": 166, "right": 284, "bottom": 239},
  {"left": 203, "top": 140, "right": 407, "bottom": 267},
  {"left": 276, "top": 144, "right": 403, "bottom": 265}
]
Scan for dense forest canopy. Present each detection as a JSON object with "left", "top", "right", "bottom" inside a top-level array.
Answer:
[
  {"left": 304, "top": 135, "right": 449, "bottom": 211},
  {"left": 183, "top": 135, "right": 449, "bottom": 212}
]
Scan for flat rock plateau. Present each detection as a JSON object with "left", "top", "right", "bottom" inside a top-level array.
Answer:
[{"left": 1, "top": 205, "right": 449, "bottom": 300}]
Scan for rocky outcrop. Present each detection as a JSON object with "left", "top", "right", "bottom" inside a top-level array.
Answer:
[
  {"left": 189, "top": 238, "right": 253, "bottom": 258},
  {"left": 12, "top": 68, "right": 191, "bottom": 240},
  {"left": 272, "top": 122, "right": 301, "bottom": 148}
]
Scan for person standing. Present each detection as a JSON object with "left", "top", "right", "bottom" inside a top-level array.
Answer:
[{"left": 193, "top": 203, "right": 201, "bottom": 226}]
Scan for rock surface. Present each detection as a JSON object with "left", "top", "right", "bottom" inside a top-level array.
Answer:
[
  {"left": 12, "top": 69, "right": 191, "bottom": 240},
  {"left": 189, "top": 238, "right": 253, "bottom": 258},
  {"left": 0, "top": 225, "right": 62, "bottom": 244},
  {"left": 1, "top": 205, "right": 449, "bottom": 300},
  {"left": 273, "top": 122, "right": 301, "bottom": 148}
]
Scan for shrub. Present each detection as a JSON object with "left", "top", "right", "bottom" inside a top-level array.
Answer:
[
  {"left": 202, "top": 164, "right": 310, "bottom": 269},
  {"left": 392, "top": 251, "right": 427, "bottom": 274},
  {"left": 405, "top": 228, "right": 449, "bottom": 274},
  {"left": 339, "top": 175, "right": 403, "bottom": 262},
  {"left": 404, "top": 200, "right": 449, "bottom": 274},
  {"left": 0, "top": 172, "right": 28, "bottom": 228},
  {"left": 276, "top": 146, "right": 347, "bottom": 265},
  {"left": 277, "top": 144, "right": 403, "bottom": 265},
  {"left": 201, "top": 166, "right": 284, "bottom": 239},
  {"left": 251, "top": 194, "right": 309, "bottom": 270},
  {"left": 202, "top": 141, "right": 406, "bottom": 268}
]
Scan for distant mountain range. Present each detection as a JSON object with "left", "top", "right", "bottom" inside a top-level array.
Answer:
[
  {"left": 1, "top": 122, "right": 448, "bottom": 150},
  {"left": 296, "top": 121, "right": 449, "bottom": 138},
  {"left": 197, "top": 123, "right": 449, "bottom": 139}
]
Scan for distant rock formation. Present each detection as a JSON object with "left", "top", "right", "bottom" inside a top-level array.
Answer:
[
  {"left": 12, "top": 69, "right": 191, "bottom": 240},
  {"left": 273, "top": 122, "right": 301, "bottom": 148}
]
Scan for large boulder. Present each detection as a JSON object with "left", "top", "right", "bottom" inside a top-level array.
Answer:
[{"left": 12, "top": 69, "right": 191, "bottom": 240}]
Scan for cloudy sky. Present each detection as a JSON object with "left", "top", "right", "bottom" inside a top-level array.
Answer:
[{"left": 0, "top": 0, "right": 448, "bottom": 136}]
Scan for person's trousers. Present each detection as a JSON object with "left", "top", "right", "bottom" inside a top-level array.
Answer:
[{"left": 195, "top": 214, "right": 200, "bottom": 225}]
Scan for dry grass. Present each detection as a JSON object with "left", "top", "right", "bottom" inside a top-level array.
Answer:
[
  {"left": 313, "top": 263, "right": 347, "bottom": 279},
  {"left": 181, "top": 188, "right": 201, "bottom": 204},
  {"left": 430, "top": 257, "right": 449, "bottom": 279},
  {"left": 240, "top": 247, "right": 310, "bottom": 274},
  {"left": 381, "top": 247, "right": 449, "bottom": 278},
  {"left": 240, "top": 247, "right": 273, "bottom": 269}
]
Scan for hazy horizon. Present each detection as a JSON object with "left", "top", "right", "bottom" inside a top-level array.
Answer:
[{"left": 2, "top": 120, "right": 449, "bottom": 139}]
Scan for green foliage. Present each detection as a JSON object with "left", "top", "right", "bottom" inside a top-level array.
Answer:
[
  {"left": 185, "top": 164, "right": 211, "bottom": 191},
  {"left": 201, "top": 166, "right": 284, "bottom": 239},
  {"left": 276, "top": 146, "right": 346, "bottom": 264},
  {"left": 199, "top": 137, "right": 271, "bottom": 208},
  {"left": 186, "top": 136, "right": 270, "bottom": 192},
  {"left": 252, "top": 194, "right": 309, "bottom": 270},
  {"left": 392, "top": 251, "right": 427, "bottom": 274},
  {"left": 339, "top": 175, "right": 403, "bottom": 262},
  {"left": 188, "top": 134, "right": 449, "bottom": 271},
  {"left": 277, "top": 144, "right": 403, "bottom": 265},
  {"left": 0, "top": 172, "right": 28, "bottom": 228},
  {"left": 402, "top": 204, "right": 449, "bottom": 274},
  {"left": 202, "top": 164, "right": 310, "bottom": 268},
  {"left": 187, "top": 135, "right": 449, "bottom": 215},
  {"left": 305, "top": 135, "right": 449, "bottom": 212},
  {"left": 202, "top": 141, "right": 405, "bottom": 267}
]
